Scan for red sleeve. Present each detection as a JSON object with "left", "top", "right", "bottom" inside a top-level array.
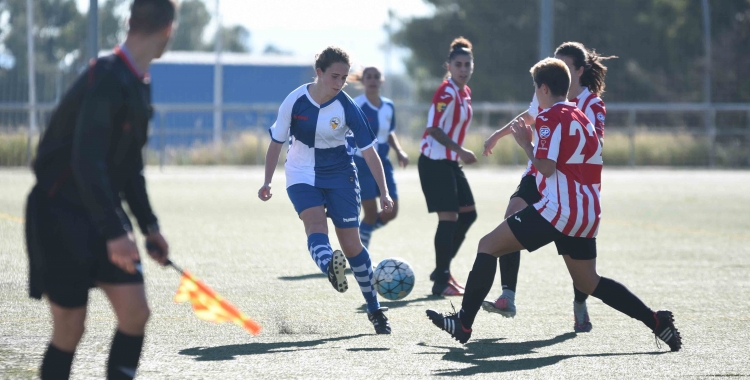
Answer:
[
  {"left": 589, "top": 102, "right": 606, "bottom": 138},
  {"left": 535, "top": 112, "right": 561, "bottom": 162},
  {"left": 426, "top": 82, "right": 454, "bottom": 128}
]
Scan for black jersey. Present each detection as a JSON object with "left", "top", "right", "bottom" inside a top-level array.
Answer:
[{"left": 33, "top": 48, "right": 157, "bottom": 240}]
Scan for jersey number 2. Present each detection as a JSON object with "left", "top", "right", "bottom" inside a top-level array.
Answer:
[{"left": 566, "top": 121, "right": 603, "bottom": 165}]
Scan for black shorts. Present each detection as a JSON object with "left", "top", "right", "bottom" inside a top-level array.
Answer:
[
  {"left": 25, "top": 186, "right": 143, "bottom": 308},
  {"left": 510, "top": 175, "right": 542, "bottom": 206},
  {"left": 418, "top": 154, "right": 475, "bottom": 213},
  {"left": 507, "top": 205, "right": 597, "bottom": 260}
]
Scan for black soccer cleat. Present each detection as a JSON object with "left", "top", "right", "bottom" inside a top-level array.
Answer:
[
  {"left": 368, "top": 307, "right": 391, "bottom": 334},
  {"left": 653, "top": 310, "right": 682, "bottom": 352},
  {"left": 327, "top": 250, "right": 348, "bottom": 293},
  {"left": 426, "top": 308, "right": 472, "bottom": 344}
]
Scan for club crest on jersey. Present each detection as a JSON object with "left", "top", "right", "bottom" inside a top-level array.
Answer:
[
  {"left": 539, "top": 139, "right": 548, "bottom": 150},
  {"left": 597, "top": 112, "right": 605, "bottom": 122},
  {"left": 539, "top": 126, "right": 551, "bottom": 138},
  {"left": 437, "top": 102, "right": 447, "bottom": 112},
  {"left": 330, "top": 117, "right": 341, "bottom": 130}
]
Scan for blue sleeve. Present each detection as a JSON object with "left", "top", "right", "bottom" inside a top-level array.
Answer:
[{"left": 343, "top": 95, "right": 377, "bottom": 150}]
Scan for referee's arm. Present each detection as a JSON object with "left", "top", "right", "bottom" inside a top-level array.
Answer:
[
  {"left": 123, "top": 153, "right": 158, "bottom": 235},
  {"left": 71, "top": 73, "right": 128, "bottom": 240}
]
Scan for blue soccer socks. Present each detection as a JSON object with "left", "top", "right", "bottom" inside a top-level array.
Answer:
[
  {"left": 307, "top": 233, "right": 333, "bottom": 274},
  {"left": 359, "top": 221, "right": 375, "bottom": 249},
  {"left": 347, "top": 248, "right": 381, "bottom": 313}
]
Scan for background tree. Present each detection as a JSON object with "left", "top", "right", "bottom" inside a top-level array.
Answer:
[
  {"left": 395, "top": 0, "right": 750, "bottom": 103},
  {"left": 170, "top": 0, "right": 211, "bottom": 51}
]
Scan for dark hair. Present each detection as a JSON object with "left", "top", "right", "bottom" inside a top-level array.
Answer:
[
  {"left": 447, "top": 36, "right": 473, "bottom": 62},
  {"left": 554, "top": 41, "right": 617, "bottom": 95},
  {"left": 314, "top": 46, "right": 351, "bottom": 72},
  {"left": 129, "top": 0, "right": 176, "bottom": 34},
  {"left": 530, "top": 58, "right": 571, "bottom": 97},
  {"left": 349, "top": 66, "right": 383, "bottom": 83}
]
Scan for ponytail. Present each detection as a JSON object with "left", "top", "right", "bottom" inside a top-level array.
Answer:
[{"left": 555, "top": 42, "right": 617, "bottom": 95}]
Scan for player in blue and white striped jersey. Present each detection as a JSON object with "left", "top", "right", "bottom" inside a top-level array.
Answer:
[
  {"left": 351, "top": 66, "right": 409, "bottom": 249},
  {"left": 258, "top": 47, "right": 393, "bottom": 334}
]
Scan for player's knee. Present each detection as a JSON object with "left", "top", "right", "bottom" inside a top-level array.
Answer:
[
  {"left": 305, "top": 222, "right": 328, "bottom": 236},
  {"left": 477, "top": 235, "right": 494, "bottom": 255},
  {"left": 573, "top": 275, "right": 600, "bottom": 295},
  {"left": 119, "top": 305, "right": 151, "bottom": 333},
  {"left": 380, "top": 206, "right": 399, "bottom": 223}
]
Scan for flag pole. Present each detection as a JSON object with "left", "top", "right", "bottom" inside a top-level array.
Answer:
[{"left": 146, "top": 241, "right": 184, "bottom": 274}]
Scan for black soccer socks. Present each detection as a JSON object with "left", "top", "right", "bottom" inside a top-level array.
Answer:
[
  {"left": 451, "top": 210, "right": 477, "bottom": 259},
  {"left": 41, "top": 343, "right": 74, "bottom": 380},
  {"left": 107, "top": 330, "right": 144, "bottom": 380},
  {"left": 574, "top": 285, "right": 589, "bottom": 303},
  {"left": 498, "top": 251, "right": 521, "bottom": 292},
  {"left": 459, "top": 252, "right": 498, "bottom": 329},
  {"left": 591, "top": 277, "right": 657, "bottom": 330},
  {"left": 435, "top": 221, "right": 459, "bottom": 275}
]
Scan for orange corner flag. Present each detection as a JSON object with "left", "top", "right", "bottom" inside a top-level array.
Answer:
[{"left": 174, "top": 270, "right": 261, "bottom": 336}]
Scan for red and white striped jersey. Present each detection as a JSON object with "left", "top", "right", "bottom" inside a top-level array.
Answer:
[
  {"left": 533, "top": 102, "right": 603, "bottom": 238},
  {"left": 522, "top": 88, "right": 606, "bottom": 177},
  {"left": 420, "top": 79, "right": 473, "bottom": 161}
]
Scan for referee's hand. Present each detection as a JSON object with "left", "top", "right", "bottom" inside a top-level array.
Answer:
[
  {"left": 146, "top": 232, "right": 170, "bottom": 266},
  {"left": 107, "top": 234, "right": 140, "bottom": 274}
]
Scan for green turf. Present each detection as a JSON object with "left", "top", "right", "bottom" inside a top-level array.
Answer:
[{"left": 1, "top": 167, "right": 749, "bottom": 378}]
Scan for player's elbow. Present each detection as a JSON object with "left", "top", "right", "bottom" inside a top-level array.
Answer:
[{"left": 426, "top": 127, "right": 440, "bottom": 137}]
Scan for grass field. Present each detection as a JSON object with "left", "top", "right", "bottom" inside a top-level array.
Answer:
[{"left": 1, "top": 166, "right": 749, "bottom": 379}]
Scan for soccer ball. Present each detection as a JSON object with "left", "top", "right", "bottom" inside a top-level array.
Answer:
[{"left": 373, "top": 258, "right": 415, "bottom": 301}]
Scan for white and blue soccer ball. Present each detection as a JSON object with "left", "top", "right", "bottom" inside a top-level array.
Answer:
[{"left": 373, "top": 258, "right": 415, "bottom": 301}]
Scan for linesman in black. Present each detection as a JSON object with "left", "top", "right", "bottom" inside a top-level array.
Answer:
[{"left": 25, "top": 1, "right": 175, "bottom": 379}]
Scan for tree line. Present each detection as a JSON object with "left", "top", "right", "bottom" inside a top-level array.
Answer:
[
  {"left": 395, "top": 0, "right": 750, "bottom": 104},
  {"left": 0, "top": 0, "right": 251, "bottom": 103}
]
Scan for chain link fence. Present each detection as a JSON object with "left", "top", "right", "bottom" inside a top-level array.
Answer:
[{"left": 2, "top": 101, "right": 748, "bottom": 167}]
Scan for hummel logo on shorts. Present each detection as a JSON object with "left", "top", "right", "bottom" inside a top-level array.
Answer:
[
  {"left": 343, "top": 217, "right": 357, "bottom": 222},
  {"left": 515, "top": 216, "right": 521, "bottom": 222}
]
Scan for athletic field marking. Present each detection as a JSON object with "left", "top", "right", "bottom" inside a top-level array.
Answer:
[{"left": 0, "top": 212, "right": 24, "bottom": 223}]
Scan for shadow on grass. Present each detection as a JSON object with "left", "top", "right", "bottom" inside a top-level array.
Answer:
[
  {"left": 346, "top": 347, "right": 390, "bottom": 352},
  {"left": 180, "top": 333, "right": 369, "bottom": 361},
  {"left": 418, "top": 332, "right": 666, "bottom": 376},
  {"left": 355, "top": 295, "right": 446, "bottom": 313},
  {"left": 278, "top": 268, "right": 352, "bottom": 281}
]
